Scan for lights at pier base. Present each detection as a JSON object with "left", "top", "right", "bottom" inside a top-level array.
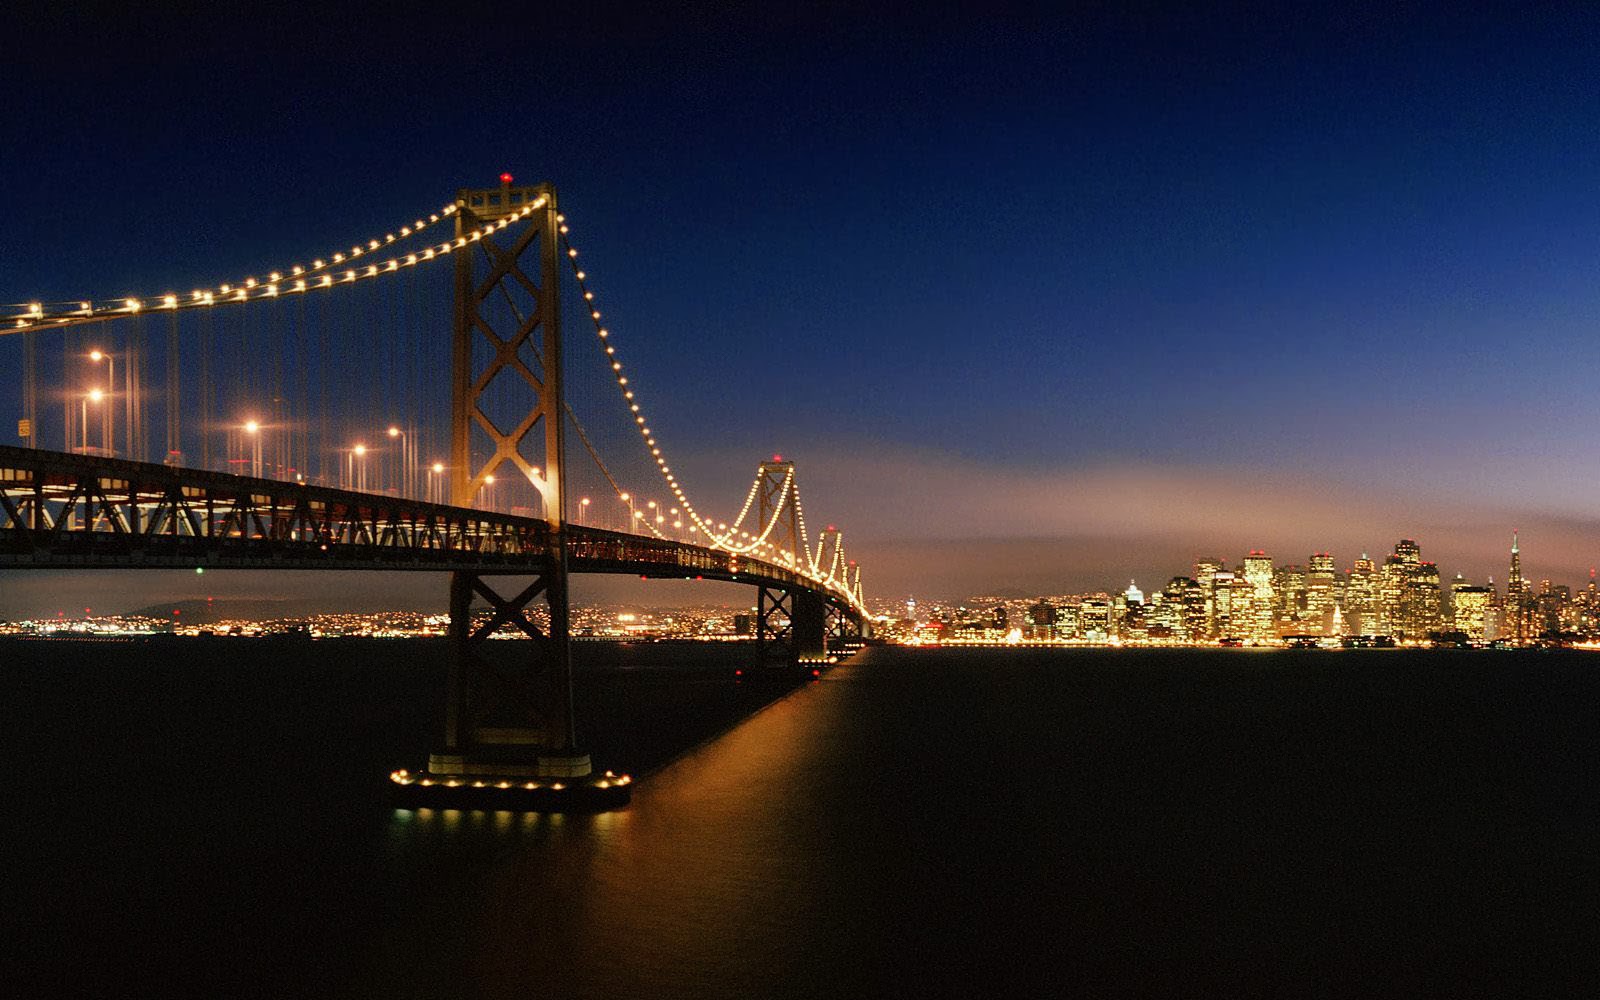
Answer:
[{"left": 388, "top": 767, "right": 632, "bottom": 812}]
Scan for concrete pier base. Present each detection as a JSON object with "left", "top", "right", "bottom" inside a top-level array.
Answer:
[{"left": 388, "top": 763, "right": 631, "bottom": 812}]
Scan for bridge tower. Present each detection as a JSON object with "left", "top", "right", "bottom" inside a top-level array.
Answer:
[
  {"left": 430, "top": 178, "right": 591, "bottom": 781},
  {"left": 753, "top": 457, "right": 827, "bottom": 665}
]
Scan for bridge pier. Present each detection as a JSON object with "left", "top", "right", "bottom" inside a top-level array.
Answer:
[
  {"left": 395, "top": 563, "right": 630, "bottom": 809},
  {"left": 755, "top": 585, "right": 828, "bottom": 667},
  {"left": 433, "top": 567, "right": 587, "bottom": 773},
  {"left": 395, "top": 179, "right": 632, "bottom": 810}
]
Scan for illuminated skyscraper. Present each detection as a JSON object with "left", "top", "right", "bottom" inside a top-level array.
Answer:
[
  {"left": 1379, "top": 539, "right": 1427, "bottom": 639},
  {"left": 1053, "top": 604, "right": 1079, "bottom": 641},
  {"left": 1306, "top": 552, "right": 1337, "bottom": 635},
  {"left": 1242, "top": 551, "right": 1275, "bottom": 641},
  {"left": 1231, "top": 573, "right": 1255, "bottom": 639},
  {"left": 1160, "top": 576, "right": 1206, "bottom": 641},
  {"left": 1411, "top": 561, "right": 1442, "bottom": 636},
  {"left": 1451, "top": 575, "right": 1492, "bottom": 643},
  {"left": 1345, "top": 554, "right": 1378, "bottom": 635},
  {"left": 1211, "top": 570, "right": 1236, "bottom": 638},
  {"left": 1273, "top": 563, "right": 1307, "bottom": 633},
  {"left": 1078, "top": 597, "right": 1111, "bottom": 642},
  {"left": 1505, "top": 531, "right": 1530, "bottom": 645},
  {"left": 1379, "top": 555, "right": 1409, "bottom": 636},
  {"left": 1194, "top": 557, "right": 1224, "bottom": 636}
]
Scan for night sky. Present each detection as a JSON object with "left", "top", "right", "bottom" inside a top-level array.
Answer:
[{"left": 6, "top": 3, "right": 1600, "bottom": 614}]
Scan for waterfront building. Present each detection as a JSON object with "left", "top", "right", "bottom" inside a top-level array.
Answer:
[
  {"left": 1211, "top": 570, "right": 1236, "bottom": 638},
  {"left": 1273, "top": 563, "right": 1307, "bottom": 635},
  {"left": 1230, "top": 572, "right": 1256, "bottom": 640},
  {"left": 1450, "top": 576, "right": 1492, "bottom": 643},
  {"left": 1379, "top": 555, "right": 1409, "bottom": 636},
  {"left": 1306, "top": 553, "right": 1337, "bottom": 635},
  {"left": 1025, "top": 600, "right": 1057, "bottom": 640},
  {"left": 1242, "top": 551, "right": 1275, "bottom": 641},
  {"left": 1078, "top": 597, "right": 1111, "bottom": 642},
  {"left": 1194, "top": 557, "right": 1224, "bottom": 636},
  {"left": 1053, "top": 604, "right": 1080, "bottom": 641},
  {"left": 1411, "top": 561, "right": 1442, "bottom": 636},
  {"left": 1505, "top": 531, "right": 1531, "bottom": 645},
  {"left": 1345, "top": 554, "right": 1378, "bottom": 635}
]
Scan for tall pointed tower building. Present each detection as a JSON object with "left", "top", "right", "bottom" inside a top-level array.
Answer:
[{"left": 1506, "top": 530, "right": 1529, "bottom": 645}]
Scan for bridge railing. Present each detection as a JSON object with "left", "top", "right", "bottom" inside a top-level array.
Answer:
[
  {"left": 0, "top": 446, "right": 859, "bottom": 611},
  {"left": 0, "top": 446, "right": 553, "bottom": 569}
]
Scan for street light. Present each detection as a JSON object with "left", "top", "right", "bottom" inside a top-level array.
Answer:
[
  {"left": 80, "top": 389, "right": 104, "bottom": 454},
  {"left": 88, "top": 349, "right": 114, "bottom": 456},
  {"left": 619, "top": 492, "right": 635, "bottom": 531},
  {"left": 578, "top": 496, "right": 591, "bottom": 525},
  {"left": 427, "top": 461, "right": 445, "bottom": 504},
  {"left": 243, "top": 420, "right": 262, "bottom": 478},
  {"left": 347, "top": 444, "right": 368, "bottom": 491},
  {"left": 387, "top": 425, "right": 415, "bottom": 497}
]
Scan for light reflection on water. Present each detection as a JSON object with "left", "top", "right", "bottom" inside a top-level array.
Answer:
[
  {"left": 373, "top": 666, "right": 856, "bottom": 999},
  {"left": 360, "top": 648, "right": 1600, "bottom": 998}
]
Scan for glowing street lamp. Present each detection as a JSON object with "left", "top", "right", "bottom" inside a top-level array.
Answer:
[
  {"left": 80, "top": 389, "right": 105, "bottom": 454},
  {"left": 578, "top": 496, "right": 591, "bottom": 525},
  {"left": 347, "top": 444, "right": 368, "bottom": 491},
  {"left": 88, "top": 349, "right": 114, "bottom": 455},
  {"left": 427, "top": 461, "right": 445, "bottom": 504},
  {"left": 386, "top": 425, "right": 416, "bottom": 497},
  {"left": 243, "top": 420, "right": 262, "bottom": 478}
]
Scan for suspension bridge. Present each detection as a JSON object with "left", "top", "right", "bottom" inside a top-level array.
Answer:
[{"left": 0, "top": 177, "right": 869, "bottom": 807}]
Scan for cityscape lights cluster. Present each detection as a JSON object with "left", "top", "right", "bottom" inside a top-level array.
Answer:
[
  {"left": 0, "top": 605, "right": 784, "bottom": 641},
  {"left": 881, "top": 533, "right": 1600, "bottom": 649}
]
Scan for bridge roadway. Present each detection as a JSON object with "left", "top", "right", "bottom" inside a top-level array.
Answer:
[{"left": 0, "top": 445, "right": 859, "bottom": 615}]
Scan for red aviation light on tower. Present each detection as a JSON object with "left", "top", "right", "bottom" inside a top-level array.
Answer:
[
  {"left": 772, "top": 454, "right": 783, "bottom": 463},
  {"left": 499, "top": 172, "right": 514, "bottom": 185}
]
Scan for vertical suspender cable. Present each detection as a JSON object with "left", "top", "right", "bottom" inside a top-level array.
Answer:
[{"left": 200, "top": 309, "right": 212, "bottom": 470}]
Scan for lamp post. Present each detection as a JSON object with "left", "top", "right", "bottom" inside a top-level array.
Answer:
[
  {"left": 243, "top": 420, "right": 262, "bottom": 478},
  {"left": 578, "top": 496, "right": 591, "bottom": 526},
  {"left": 80, "top": 389, "right": 104, "bottom": 454},
  {"left": 619, "top": 492, "right": 635, "bottom": 533},
  {"left": 427, "top": 462, "right": 445, "bottom": 504},
  {"left": 88, "top": 349, "right": 113, "bottom": 456},
  {"left": 480, "top": 473, "right": 496, "bottom": 512},
  {"left": 387, "top": 426, "right": 414, "bottom": 497},
  {"left": 347, "top": 444, "right": 368, "bottom": 491}
]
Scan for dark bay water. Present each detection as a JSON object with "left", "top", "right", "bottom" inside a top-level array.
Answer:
[{"left": 5, "top": 642, "right": 1600, "bottom": 998}]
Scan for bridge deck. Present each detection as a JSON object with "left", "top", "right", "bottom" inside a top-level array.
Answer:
[{"left": 0, "top": 446, "right": 856, "bottom": 611}]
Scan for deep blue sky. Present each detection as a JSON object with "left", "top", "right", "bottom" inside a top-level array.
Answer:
[{"left": 6, "top": 3, "right": 1600, "bottom": 608}]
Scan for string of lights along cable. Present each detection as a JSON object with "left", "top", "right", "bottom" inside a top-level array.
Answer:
[
  {"left": 559, "top": 218, "right": 860, "bottom": 599},
  {"left": 2, "top": 181, "right": 865, "bottom": 613},
  {"left": 7, "top": 200, "right": 535, "bottom": 329}
]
